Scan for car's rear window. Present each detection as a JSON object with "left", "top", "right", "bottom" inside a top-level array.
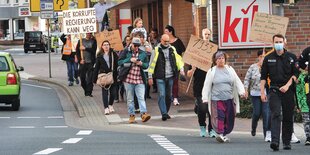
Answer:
[
  {"left": 27, "top": 32, "right": 41, "bottom": 38},
  {"left": 0, "top": 56, "right": 9, "bottom": 71}
]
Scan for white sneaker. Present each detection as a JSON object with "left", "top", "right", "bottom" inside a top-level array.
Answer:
[
  {"left": 109, "top": 105, "right": 115, "bottom": 113},
  {"left": 216, "top": 134, "right": 225, "bottom": 143},
  {"left": 265, "top": 131, "right": 271, "bottom": 142},
  {"left": 173, "top": 98, "right": 180, "bottom": 106},
  {"left": 104, "top": 108, "right": 110, "bottom": 115},
  {"left": 223, "top": 136, "right": 230, "bottom": 142},
  {"left": 291, "top": 133, "right": 301, "bottom": 143}
]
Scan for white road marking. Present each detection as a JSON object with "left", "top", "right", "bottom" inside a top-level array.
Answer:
[
  {"left": 47, "top": 116, "right": 64, "bottom": 119},
  {"left": 22, "top": 83, "right": 51, "bottom": 90},
  {"left": 149, "top": 134, "right": 189, "bottom": 155},
  {"left": 0, "top": 117, "right": 10, "bottom": 119},
  {"left": 44, "top": 126, "right": 68, "bottom": 128},
  {"left": 33, "top": 148, "right": 62, "bottom": 154},
  {"left": 76, "top": 130, "right": 93, "bottom": 135},
  {"left": 62, "top": 138, "right": 83, "bottom": 144},
  {"left": 9, "top": 126, "right": 35, "bottom": 128},
  {"left": 18, "top": 116, "right": 41, "bottom": 119}
]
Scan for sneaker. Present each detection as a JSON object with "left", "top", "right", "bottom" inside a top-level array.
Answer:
[
  {"left": 209, "top": 129, "right": 217, "bottom": 138},
  {"left": 291, "top": 133, "right": 301, "bottom": 143},
  {"left": 104, "top": 108, "right": 110, "bottom": 115},
  {"left": 75, "top": 78, "right": 80, "bottom": 85},
  {"left": 173, "top": 98, "right": 180, "bottom": 106},
  {"left": 135, "top": 109, "right": 140, "bottom": 114},
  {"left": 108, "top": 105, "right": 115, "bottom": 113},
  {"left": 162, "top": 114, "right": 168, "bottom": 121},
  {"left": 223, "top": 136, "right": 230, "bottom": 142},
  {"left": 128, "top": 115, "right": 136, "bottom": 123},
  {"left": 199, "top": 126, "right": 206, "bottom": 137},
  {"left": 114, "top": 100, "right": 119, "bottom": 103},
  {"left": 68, "top": 81, "right": 73, "bottom": 86},
  {"left": 166, "top": 114, "right": 171, "bottom": 119},
  {"left": 305, "top": 137, "right": 310, "bottom": 146},
  {"left": 265, "top": 131, "right": 271, "bottom": 142},
  {"left": 141, "top": 113, "right": 151, "bottom": 122},
  {"left": 216, "top": 134, "right": 225, "bottom": 143}
]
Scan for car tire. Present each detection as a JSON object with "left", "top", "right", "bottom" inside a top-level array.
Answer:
[
  {"left": 43, "top": 49, "right": 47, "bottom": 53},
  {"left": 33, "top": 50, "right": 36, "bottom": 53},
  {"left": 12, "top": 98, "right": 20, "bottom": 111},
  {"left": 24, "top": 49, "right": 28, "bottom": 53}
]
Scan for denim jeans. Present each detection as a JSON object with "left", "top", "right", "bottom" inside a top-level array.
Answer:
[
  {"left": 124, "top": 82, "right": 147, "bottom": 115},
  {"left": 156, "top": 77, "right": 174, "bottom": 115},
  {"left": 66, "top": 60, "right": 75, "bottom": 82},
  {"left": 251, "top": 96, "right": 271, "bottom": 137}
]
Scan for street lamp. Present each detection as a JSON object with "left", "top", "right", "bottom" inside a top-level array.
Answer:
[{"left": 194, "top": 0, "right": 207, "bottom": 8}]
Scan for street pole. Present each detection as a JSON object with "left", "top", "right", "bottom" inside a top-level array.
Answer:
[{"left": 48, "top": 19, "right": 52, "bottom": 78}]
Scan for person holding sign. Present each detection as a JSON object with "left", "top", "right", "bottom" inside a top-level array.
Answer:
[
  {"left": 60, "top": 34, "right": 79, "bottom": 86},
  {"left": 202, "top": 51, "right": 245, "bottom": 143},
  {"left": 93, "top": 40, "right": 118, "bottom": 115},
  {"left": 76, "top": 33, "right": 97, "bottom": 97},
  {"left": 187, "top": 28, "right": 216, "bottom": 138},
  {"left": 148, "top": 34, "right": 185, "bottom": 121},
  {"left": 260, "top": 34, "right": 298, "bottom": 151}
]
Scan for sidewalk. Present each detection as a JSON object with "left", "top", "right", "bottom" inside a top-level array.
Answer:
[{"left": 15, "top": 53, "right": 305, "bottom": 138}]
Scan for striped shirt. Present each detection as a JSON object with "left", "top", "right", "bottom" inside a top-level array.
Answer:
[{"left": 124, "top": 53, "right": 144, "bottom": 84}]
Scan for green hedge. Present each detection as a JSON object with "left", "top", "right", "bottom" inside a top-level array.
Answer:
[{"left": 237, "top": 98, "right": 302, "bottom": 123}]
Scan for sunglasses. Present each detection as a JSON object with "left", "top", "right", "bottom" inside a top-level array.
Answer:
[{"left": 134, "top": 44, "right": 140, "bottom": 47}]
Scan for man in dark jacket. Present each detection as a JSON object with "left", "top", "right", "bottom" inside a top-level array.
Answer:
[{"left": 76, "top": 33, "right": 97, "bottom": 97}]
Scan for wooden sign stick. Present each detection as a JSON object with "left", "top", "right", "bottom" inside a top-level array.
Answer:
[{"left": 186, "top": 69, "right": 196, "bottom": 94}]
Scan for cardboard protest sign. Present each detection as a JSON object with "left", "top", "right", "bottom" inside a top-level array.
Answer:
[
  {"left": 250, "top": 12, "right": 289, "bottom": 44},
  {"left": 183, "top": 35, "right": 218, "bottom": 72},
  {"left": 62, "top": 8, "right": 97, "bottom": 34},
  {"left": 95, "top": 30, "right": 124, "bottom": 51}
]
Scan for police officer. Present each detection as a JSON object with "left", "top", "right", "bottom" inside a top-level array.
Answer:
[{"left": 260, "top": 34, "right": 298, "bottom": 151}]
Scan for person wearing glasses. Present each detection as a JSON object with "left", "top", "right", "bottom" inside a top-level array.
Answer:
[
  {"left": 148, "top": 34, "right": 185, "bottom": 121},
  {"left": 118, "top": 37, "right": 151, "bottom": 124}
]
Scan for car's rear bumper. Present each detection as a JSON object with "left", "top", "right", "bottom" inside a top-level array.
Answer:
[
  {"left": 0, "top": 85, "right": 20, "bottom": 95},
  {"left": 24, "top": 44, "right": 45, "bottom": 50},
  {"left": 0, "top": 94, "right": 19, "bottom": 103}
]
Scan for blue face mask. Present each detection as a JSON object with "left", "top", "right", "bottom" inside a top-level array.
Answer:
[{"left": 274, "top": 43, "right": 284, "bottom": 51}]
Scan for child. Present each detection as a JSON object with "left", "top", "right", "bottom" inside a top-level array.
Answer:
[
  {"left": 296, "top": 67, "right": 310, "bottom": 145},
  {"left": 131, "top": 17, "right": 147, "bottom": 41}
]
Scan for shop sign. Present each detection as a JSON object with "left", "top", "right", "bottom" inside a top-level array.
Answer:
[
  {"left": 19, "top": 7, "right": 31, "bottom": 16},
  {"left": 218, "top": 0, "right": 272, "bottom": 49}
]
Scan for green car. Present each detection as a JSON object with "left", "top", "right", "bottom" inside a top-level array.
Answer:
[{"left": 0, "top": 52, "right": 24, "bottom": 111}]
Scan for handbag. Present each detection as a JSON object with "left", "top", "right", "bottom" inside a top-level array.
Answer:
[
  {"left": 96, "top": 53, "right": 114, "bottom": 88},
  {"left": 117, "top": 62, "right": 132, "bottom": 81}
]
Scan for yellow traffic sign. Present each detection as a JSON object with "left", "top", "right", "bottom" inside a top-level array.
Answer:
[{"left": 30, "top": 0, "right": 86, "bottom": 12}]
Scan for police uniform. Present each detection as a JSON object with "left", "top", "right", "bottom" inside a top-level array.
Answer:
[{"left": 261, "top": 49, "right": 298, "bottom": 148}]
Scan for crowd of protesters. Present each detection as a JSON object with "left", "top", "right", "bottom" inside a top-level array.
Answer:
[{"left": 59, "top": 16, "right": 310, "bottom": 151}]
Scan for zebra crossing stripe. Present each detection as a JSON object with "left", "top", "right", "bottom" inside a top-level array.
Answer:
[{"left": 149, "top": 134, "right": 189, "bottom": 155}]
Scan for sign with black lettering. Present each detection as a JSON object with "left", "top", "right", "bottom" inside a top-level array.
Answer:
[
  {"left": 62, "top": 8, "right": 97, "bottom": 34},
  {"left": 95, "top": 30, "right": 124, "bottom": 51},
  {"left": 183, "top": 35, "right": 218, "bottom": 72}
]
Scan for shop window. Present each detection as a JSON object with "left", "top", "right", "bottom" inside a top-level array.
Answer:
[
  {"left": 13, "top": 19, "right": 25, "bottom": 40},
  {"left": 0, "top": 20, "right": 9, "bottom": 40}
]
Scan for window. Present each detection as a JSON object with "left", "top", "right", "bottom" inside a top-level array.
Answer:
[{"left": 0, "top": 57, "right": 9, "bottom": 71}]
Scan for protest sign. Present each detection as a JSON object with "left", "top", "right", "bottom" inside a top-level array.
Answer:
[
  {"left": 250, "top": 12, "right": 289, "bottom": 44},
  {"left": 95, "top": 30, "right": 124, "bottom": 51},
  {"left": 62, "top": 8, "right": 97, "bottom": 34},
  {"left": 183, "top": 35, "right": 218, "bottom": 72}
]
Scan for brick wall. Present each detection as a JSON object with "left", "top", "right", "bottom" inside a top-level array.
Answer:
[{"left": 284, "top": 0, "right": 310, "bottom": 55}]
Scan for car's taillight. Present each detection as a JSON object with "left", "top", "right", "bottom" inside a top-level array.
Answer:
[{"left": 7, "top": 73, "right": 17, "bottom": 85}]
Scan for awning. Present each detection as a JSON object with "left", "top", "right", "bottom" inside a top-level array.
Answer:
[{"left": 110, "top": 0, "right": 157, "bottom": 9}]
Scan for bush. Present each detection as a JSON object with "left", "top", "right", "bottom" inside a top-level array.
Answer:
[{"left": 237, "top": 98, "right": 302, "bottom": 123}]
